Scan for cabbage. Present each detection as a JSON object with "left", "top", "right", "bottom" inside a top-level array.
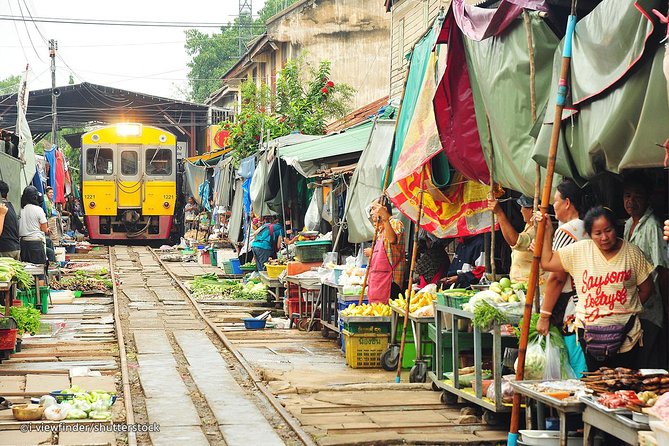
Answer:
[
  {"left": 91, "top": 400, "right": 112, "bottom": 411},
  {"left": 88, "top": 410, "right": 112, "bottom": 420},
  {"left": 44, "top": 404, "right": 69, "bottom": 421},
  {"left": 73, "top": 400, "right": 92, "bottom": 413},
  {"left": 66, "top": 408, "right": 88, "bottom": 419},
  {"left": 39, "top": 395, "right": 57, "bottom": 408}
]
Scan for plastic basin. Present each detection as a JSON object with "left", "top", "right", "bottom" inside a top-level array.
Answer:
[{"left": 242, "top": 318, "right": 266, "bottom": 330}]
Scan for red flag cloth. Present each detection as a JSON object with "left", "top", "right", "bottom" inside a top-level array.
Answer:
[
  {"left": 54, "top": 149, "right": 66, "bottom": 203},
  {"left": 433, "top": 12, "right": 490, "bottom": 184}
]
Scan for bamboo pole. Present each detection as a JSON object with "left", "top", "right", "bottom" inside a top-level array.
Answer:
[
  {"left": 395, "top": 167, "right": 426, "bottom": 383},
  {"left": 523, "top": 10, "right": 542, "bottom": 313},
  {"left": 508, "top": 3, "right": 577, "bottom": 444}
]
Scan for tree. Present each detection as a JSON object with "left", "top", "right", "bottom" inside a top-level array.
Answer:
[
  {"left": 224, "top": 57, "right": 354, "bottom": 163},
  {"left": 0, "top": 75, "right": 21, "bottom": 95},
  {"left": 184, "top": 0, "right": 300, "bottom": 103}
]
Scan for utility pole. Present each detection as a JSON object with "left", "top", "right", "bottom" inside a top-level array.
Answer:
[
  {"left": 238, "top": 0, "right": 252, "bottom": 56},
  {"left": 49, "top": 39, "right": 58, "bottom": 146}
]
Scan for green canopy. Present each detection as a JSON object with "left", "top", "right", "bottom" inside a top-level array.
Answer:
[{"left": 278, "top": 122, "right": 373, "bottom": 176}]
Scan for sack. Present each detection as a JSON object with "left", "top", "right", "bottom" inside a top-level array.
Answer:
[{"left": 582, "top": 315, "right": 637, "bottom": 360}]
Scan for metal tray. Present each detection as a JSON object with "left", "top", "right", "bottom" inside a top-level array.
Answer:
[
  {"left": 511, "top": 381, "right": 585, "bottom": 411},
  {"left": 580, "top": 395, "right": 632, "bottom": 415},
  {"left": 339, "top": 315, "right": 391, "bottom": 324}
]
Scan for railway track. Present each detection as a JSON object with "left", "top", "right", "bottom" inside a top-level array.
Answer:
[{"left": 111, "top": 245, "right": 311, "bottom": 446}]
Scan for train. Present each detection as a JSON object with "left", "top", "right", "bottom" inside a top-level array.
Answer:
[{"left": 81, "top": 123, "right": 177, "bottom": 242}]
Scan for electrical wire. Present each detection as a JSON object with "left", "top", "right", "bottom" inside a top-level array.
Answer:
[
  {"left": 0, "top": 15, "right": 268, "bottom": 29},
  {"left": 7, "top": 1, "right": 28, "bottom": 62}
]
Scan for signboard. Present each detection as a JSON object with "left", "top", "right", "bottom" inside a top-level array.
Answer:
[{"left": 176, "top": 141, "right": 188, "bottom": 159}]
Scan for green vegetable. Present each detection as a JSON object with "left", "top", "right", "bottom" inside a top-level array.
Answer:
[
  {"left": 472, "top": 301, "right": 508, "bottom": 329},
  {"left": 88, "top": 410, "right": 112, "bottom": 420},
  {"left": 0, "top": 305, "right": 40, "bottom": 336},
  {"left": 66, "top": 408, "right": 88, "bottom": 419},
  {"left": 0, "top": 258, "right": 34, "bottom": 289},
  {"left": 189, "top": 275, "right": 267, "bottom": 301},
  {"left": 499, "top": 278, "right": 512, "bottom": 289}
]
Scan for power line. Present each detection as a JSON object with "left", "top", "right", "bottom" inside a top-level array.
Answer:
[{"left": 0, "top": 15, "right": 268, "bottom": 29}]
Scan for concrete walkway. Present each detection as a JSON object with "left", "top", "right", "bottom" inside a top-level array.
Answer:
[{"left": 115, "top": 246, "right": 285, "bottom": 446}]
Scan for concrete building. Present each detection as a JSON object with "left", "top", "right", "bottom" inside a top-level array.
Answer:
[{"left": 208, "top": 0, "right": 391, "bottom": 114}]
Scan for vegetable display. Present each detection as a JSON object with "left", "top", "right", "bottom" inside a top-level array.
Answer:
[
  {"left": 0, "top": 258, "right": 34, "bottom": 289},
  {"left": 51, "top": 270, "right": 112, "bottom": 292},
  {"left": 189, "top": 274, "right": 267, "bottom": 300},
  {"left": 0, "top": 305, "right": 40, "bottom": 336},
  {"left": 471, "top": 301, "right": 508, "bottom": 330},
  {"left": 46, "top": 386, "right": 115, "bottom": 421},
  {"left": 340, "top": 303, "right": 391, "bottom": 317},
  {"left": 390, "top": 290, "right": 437, "bottom": 315}
]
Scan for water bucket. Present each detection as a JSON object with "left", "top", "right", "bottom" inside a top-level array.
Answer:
[{"left": 229, "top": 258, "right": 242, "bottom": 274}]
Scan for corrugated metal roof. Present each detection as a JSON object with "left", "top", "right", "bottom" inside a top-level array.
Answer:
[{"left": 278, "top": 121, "right": 373, "bottom": 162}]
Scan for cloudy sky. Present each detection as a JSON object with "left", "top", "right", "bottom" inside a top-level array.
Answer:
[{"left": 0, "top": 0, "right": 267, "bottom": 100}]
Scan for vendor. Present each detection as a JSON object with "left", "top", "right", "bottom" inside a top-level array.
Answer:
[
  {"left": 363, "top": 197, "right": 405, "bottom": 304},
  {"left": 489, "top": 194, "right": 545, "bottom": 286},
  {"left": 414, "top": 232, "right": 449, "bottom": 288},
  {"left": 184, "top": 196, "right": 199, "bottom": 231},
  {"left": 621, "top": 173, "right": 668, "bottom": 368},
  {"left": 0, "top": 181, "right": 20, "bottom": 260},
  {"left": 440, "top": 233, "right": 485, "bottom": 288},
  {"left": 538, "top": 206, "right": 654, "bottom": 371},
  {"left": 18, "top": 186, "right": 50, "bottom": 266},
  {"left": 251, "top": 216, "right": 284, "bottom": 271},
  {"left": 536, "top": 178, "right": 588, "bottom": 376}
]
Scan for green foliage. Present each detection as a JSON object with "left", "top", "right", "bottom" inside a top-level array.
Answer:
[
  {"left": 223, "top": 57, "right": 354, "bottom": 164},
  {"left": 0, "top": 305, "right": 41, "bottom": 336},
  {"left": 184, "top": 0, "right": 300, "bottom": 103},
  {"left": 0, "top": 75, "right": 20, "bottom": 95}
]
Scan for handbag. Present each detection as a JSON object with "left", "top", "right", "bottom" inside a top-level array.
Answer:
[{"left": 582, "top": 315, "right": 637, "bottom": 361}]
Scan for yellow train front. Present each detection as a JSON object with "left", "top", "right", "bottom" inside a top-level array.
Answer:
[{"left": 81, "top": 123, "right": 177, "bottom": 242}]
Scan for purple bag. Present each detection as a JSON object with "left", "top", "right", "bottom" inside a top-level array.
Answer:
[{"left": 583, "top": 316, "right": 636, "bottom": 360}]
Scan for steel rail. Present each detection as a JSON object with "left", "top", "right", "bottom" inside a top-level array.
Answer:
[
  {"left": 148, "top": 247, "right": 317, "bottom": 446},
  {"left": 108, "top": 246, "right": 138, "bottom": 446}
]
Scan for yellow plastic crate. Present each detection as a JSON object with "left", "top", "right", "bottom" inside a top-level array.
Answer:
[
  {"left": 343, "top": 329, "right": 388, "bottom": 368},
  {"left": 265, "top": 263, "right": 287, "bottom": 279}
]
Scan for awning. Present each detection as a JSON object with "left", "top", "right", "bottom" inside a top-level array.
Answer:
[
  {"left": 278, "top": 121, "right": 374, "bottom": 176},
  {"left": 186, "top": 147, "right": 232, "bottom": 165}
]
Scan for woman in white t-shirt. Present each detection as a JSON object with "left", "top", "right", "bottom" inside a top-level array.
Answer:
[
  {"left": 18, "top": 186, "right": 49, "bottom": 265},
  {"left": 539, "top": 206, "right": 654, "bottom": 371}
]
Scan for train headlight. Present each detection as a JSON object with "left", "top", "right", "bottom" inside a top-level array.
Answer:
[
  {"left": 163, "top": 201, "right": 170, "bottom": 209},
  {"left": 89, "top": 201, "right": 96, "bottom": 209},
  {"left": 116, "top": 123, "right": 142, "bottom": 136}
]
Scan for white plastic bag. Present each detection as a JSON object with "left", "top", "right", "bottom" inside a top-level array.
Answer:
[
  {"left": 543, "top": 333, "right": 563, "bottom": 380},
  {"left": 304, "top": 192, "right": 321, "bottom": 231}
]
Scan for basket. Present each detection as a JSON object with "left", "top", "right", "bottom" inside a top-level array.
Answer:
[
  {"left": 221, "top": 261, "right": 234, "bottom": 275},
  {"left": 240, "top": 264, "right": 257, "bottom": 272},
  {"left": 294, "top": 240, "right": 332, "bottom": 263},
  {"left": 343, "top": 329, "right": 388, "bottom": 369},
  {"left": 437, "top": 290, "right": 471, "bottom": 310},
  {"left": 265, "top": 263, "right": 287, "bottom": 279}
]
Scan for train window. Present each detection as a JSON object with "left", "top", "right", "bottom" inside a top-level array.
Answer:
[
  {"left": 145, "top": 148, "right": 172, "bottom": 175},
  {"left": 121, "top": 151, "right": 138, "bottom": 175},
  {"left": 86, "top": 148, "right": 113, "bottom": 175}
]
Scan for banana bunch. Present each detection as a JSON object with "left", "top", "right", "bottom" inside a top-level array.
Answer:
[
  {"left": 390, "top": 290, "right": 438, "bottom": 314},
  {"left": 340, "top": 302, "right": 392, "bottom": 317}
]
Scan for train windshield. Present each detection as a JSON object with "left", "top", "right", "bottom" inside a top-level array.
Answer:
[
  {"left": 121, "top": 151, "right": 138, "bottom": 175},
  {"left": 145, "top": 148, "right": 172, "bottom": 175},
  {"left": 86, "top": 148, "right": 113, "bottom": 175}
]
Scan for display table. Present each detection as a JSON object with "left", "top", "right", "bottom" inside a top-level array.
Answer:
[
  {"left": 258, "top": 271, "right": 284, "bottom": 303},
  {"left": 510, "top": 381, "right": 584, "bottom": 446},
  {"left": 320, "top": 280, "right": 343, "bottom": 335},
  {"left": 429, "top": 303, "right": 509, "bottom": 414},
  {"left": 581, "top": 396, "right": 648, "bottom": 445}
]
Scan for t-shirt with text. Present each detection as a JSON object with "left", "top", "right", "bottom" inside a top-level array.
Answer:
[{"left": 558, "top": 239, "right": 653, "bottom": 353}]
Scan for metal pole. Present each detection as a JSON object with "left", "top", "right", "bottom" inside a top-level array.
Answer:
[
  {"left": 49, "top": 39, "right": 58, "bottom": 145},
  {"left": 508, "top": 3, "right": 577, "bottom": 444}
]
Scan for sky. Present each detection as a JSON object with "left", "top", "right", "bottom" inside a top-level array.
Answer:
[{"left": 0, "top": 0, "right": 267, "bottom": 101}]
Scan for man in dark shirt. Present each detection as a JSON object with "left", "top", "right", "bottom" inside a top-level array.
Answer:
[{"left": 0, "top": 181, "right": 20, "bottom": 259}]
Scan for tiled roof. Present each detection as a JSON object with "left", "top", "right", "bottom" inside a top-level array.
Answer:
[{"left": 325, "top": 96, "right": 389, "bottom": 134}]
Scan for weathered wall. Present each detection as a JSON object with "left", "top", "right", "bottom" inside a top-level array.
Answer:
[
  {"left": 389, "top": 0, "right": 448, "bottom": 99},
  {"left": 268, "top": 0, "right": 391, "bottom": 110}
]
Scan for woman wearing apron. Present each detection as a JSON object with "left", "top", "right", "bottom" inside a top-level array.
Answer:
[
  {"left": 363, "top": 198, "right": 406, "bottom": 304},
  {"left": 18, "top": 186, "right": 49, "bottom": 266}
]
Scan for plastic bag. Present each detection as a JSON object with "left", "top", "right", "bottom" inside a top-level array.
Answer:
[
  {"left": 304, "top": 193, "right": 321, "bottom": 231},
  {"left": 543, "top": 333, "right": 563, "bottom": 380},
  {"left": 517, "top": 336, "right": 546, "bottom": 380}
]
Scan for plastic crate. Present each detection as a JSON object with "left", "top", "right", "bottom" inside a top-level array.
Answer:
[
  {"left": 343, "top": 320, "right": 391, "bottom": 334},
  {"left": 16, "top": 290, "right": 37, "bottom": 308},
  {"left": 221, "top": 261, "right": 234, "bottom": 274},
  {"left": 437, "top": 290, "right": 472, "bottom": 309},
  {"left": 265, "top": 263, "right": 287, "bottom": 278},
  {"left": 294, "top": 240, "right": 331, "bottom": 263},
  {"left": 343, "top": 330, "right": 388, "bottom": 368}
]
